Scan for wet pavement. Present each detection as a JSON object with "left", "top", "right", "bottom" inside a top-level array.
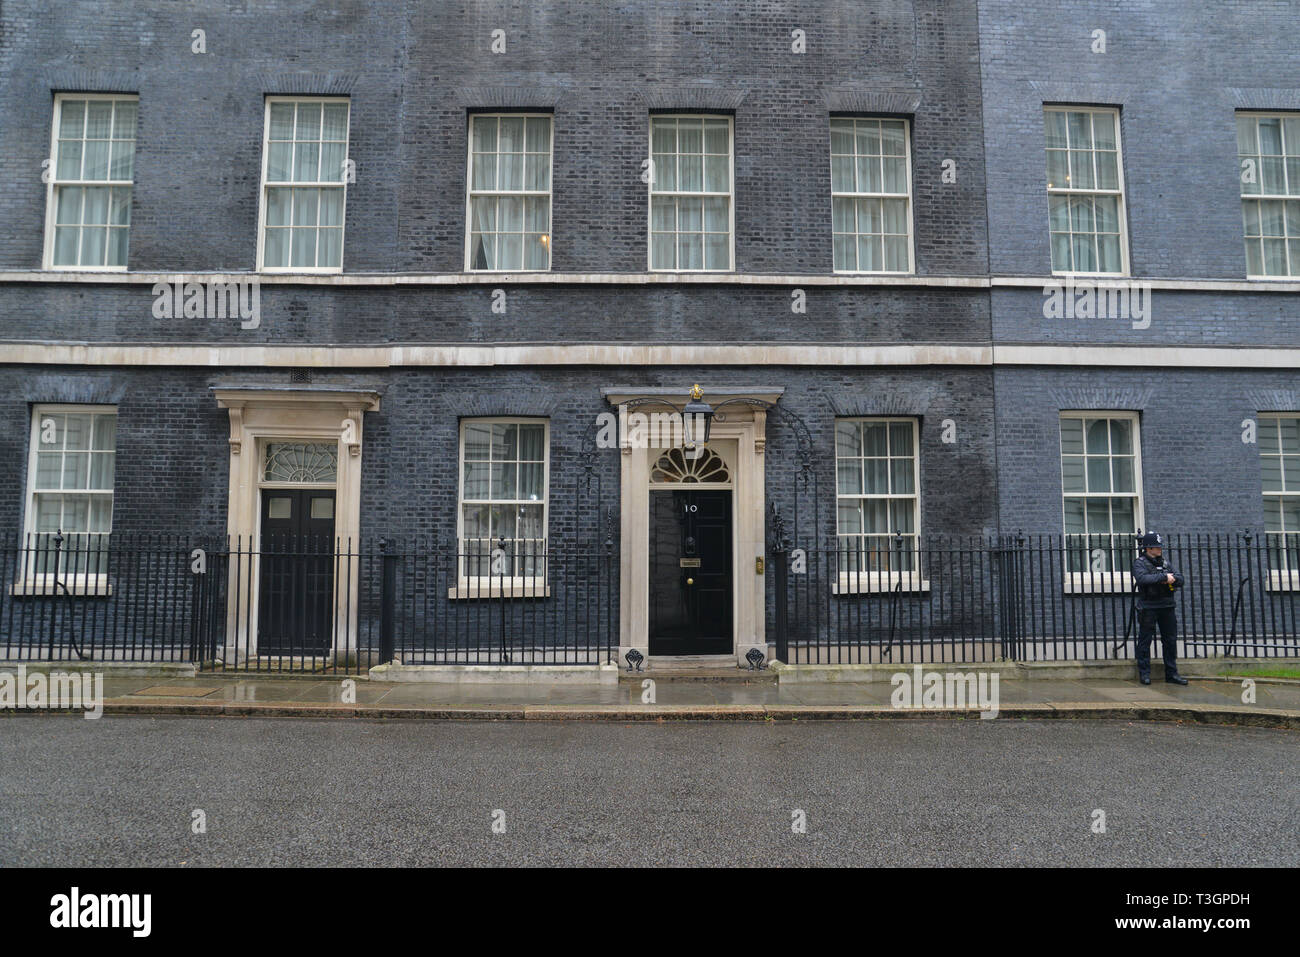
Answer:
[{"left": 53, "top": 670, "right": 1300, "bottom": 717}]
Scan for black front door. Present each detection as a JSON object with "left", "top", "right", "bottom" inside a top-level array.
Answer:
[
  {"left": 258, "top": 489, "right": 336, "bottom": 655},
  {"left": 649, "top": 489, "right": 733, "bottom": 655}
]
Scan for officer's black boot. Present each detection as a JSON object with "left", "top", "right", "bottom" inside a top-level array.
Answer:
[
  {"left": 1158, "top": 610, "right": 1186, "bottom": 684},
  {"left": 1135, "top": 632, "right": 1152, "bottom": 685}
]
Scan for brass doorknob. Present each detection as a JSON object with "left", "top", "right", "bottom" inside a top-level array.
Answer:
[{"left": 686, "top": 577, "right": 694, "bottom": 585}]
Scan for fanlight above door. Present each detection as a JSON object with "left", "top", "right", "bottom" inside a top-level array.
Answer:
[
  {"left": 263, "top": 442, "right": 339, "bottom": 483},
  {"left": 650, "top": 446, "right": 731, "bottom": 484}
]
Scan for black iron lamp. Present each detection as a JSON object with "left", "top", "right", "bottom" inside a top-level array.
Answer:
[{"left": 681, "top": 383, "right": 714, "bottom": 450}]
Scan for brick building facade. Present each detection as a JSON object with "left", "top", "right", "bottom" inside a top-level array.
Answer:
[{"left": 0, "top": 1, "right": 1295, "bottom": 670}]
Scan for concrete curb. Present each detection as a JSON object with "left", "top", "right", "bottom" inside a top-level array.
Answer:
[
  {"left": 771, "top": 658, "right": 1300, "bottom": 684},
  {"left": 0, "top": 661, "right": 199, "bottom": 679},
  {"left": 3, "top": 699, "right": 1297, "bottom": 729}
]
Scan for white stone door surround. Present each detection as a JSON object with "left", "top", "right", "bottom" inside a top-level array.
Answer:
[
  {"left": 213, "top": 387, "right": 380, "bottom": 660},
  {"left": 602, "top": 386, "right": 783, "bottom": 668}
]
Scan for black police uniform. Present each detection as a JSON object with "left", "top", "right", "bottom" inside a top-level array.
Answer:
[{"left": 1131, "top": 545, "right": 1184, "bottom": 683}]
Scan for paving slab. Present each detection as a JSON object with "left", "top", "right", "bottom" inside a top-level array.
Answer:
[
  {"left": 545, "top": 686, "right": 626, "bottom": 705},
  {"left": 1085, "top": 683, "right": 1176, "bottom": 702},
  {"left": 779, "top": 684, "right": 896, "bottom": 706},
  {"left": 129, "top": 685, "right": 220, "bottom": 698},
  {"left": 3, "top": 670, "right": 1299, "bottom": 728},
  {"left": 102, "top": 677, "right": 177, "bottom": 697},
  {"left": 646, "top": 685, "right": 747, "bottom": 705}
]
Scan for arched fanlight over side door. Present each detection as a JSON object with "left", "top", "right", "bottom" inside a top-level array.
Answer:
[{"left": 263, "top": 442, "right": 339, "bottom": 483}]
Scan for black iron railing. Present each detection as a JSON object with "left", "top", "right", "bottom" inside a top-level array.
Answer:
[
  {"left": 0, "top": 532, "right": 618, "bottom": 674},
  {"left": 3, "top": 529, "right": 1297, "bottom": 672},
  {"left": 768, "top": 531, "right": 1300, "bottom": 664}
]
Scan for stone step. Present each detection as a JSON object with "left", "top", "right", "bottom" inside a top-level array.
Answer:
[{"left": 618, "top": 667, "right": 776, "bottom": 683}]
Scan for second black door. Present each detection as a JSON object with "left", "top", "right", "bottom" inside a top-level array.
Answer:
[
  {"left": 649, "top": 489, "right": 733, "bottom": 655},
  {"left": 258, "top": 489, "right": 336, "bottom": 655}
]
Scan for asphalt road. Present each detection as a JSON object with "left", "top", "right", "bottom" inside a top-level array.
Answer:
[{"left": 1, "top": 716, "right": 1295, "bottom": 866}]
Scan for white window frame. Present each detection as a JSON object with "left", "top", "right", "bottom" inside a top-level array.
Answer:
[
  {"left": 1237, "top": 112, "right": 1300, "bottom": 280},
  {"left": 1059, "top": 411, "right": 1145, "bottom": 594},
  {"left": 1044, "top": 106, "right": 1130, "bottom": 277},
  {"left": 829, "top": 116, "right": 915, "bottom": 275},
  {"left": 452, "top": 417, "right": 550, "bottom": 598},
  {"left": 43, "top": 93, "right": 138, "bottom": 272},
  {"left": 256, "top": 96, "right": 350, "bottom": 274},
  {"left": 463, "top": 112, "right": 554, "bottom": 272},
  {"left": 15, "top": 404, "right": 117, "bottom": 595},
  {"left": 647, "top": 114, "right": 735, "bottom": 272},
  {"left": 832, "top": 417, "right": 927, "bottom": 594},
  {"left": 1260, "top": 412, "right": 1300, "bottom": 590}
]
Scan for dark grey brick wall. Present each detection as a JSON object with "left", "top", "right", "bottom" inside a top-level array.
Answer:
[
  {"left": 0, "top": 367, "right": 230, "bottom": 537},
  {"left": 0, "top": 362, "right": 997, "bottom": 650},
  {"left": 1, "top": 0, "right": 1297, "bottom": 575},
  {"left": 979, "top": 1, "right": 1300, "bottom": 537},
  {"left": 400, "top": 0, "right": 989, "bottom": 276},
  {"left": 993, "top": 367, "right": 1297, "bottom": 535},
  {"left": 0, "top": 282, "right": 990, "bottom": 344},
  {"left": 0, "top": 0, "right": 406, "bottom": 273},
  {"left": 0, "top": 364, "right": 998, "bottom": 542},
  {"left": 0, "top": 0, "right": 988, "bottom": 277},
  {"left": 992, "top": 288, "right": 1300, "bottom": 347},
  {"left": 978, "top": 0, "right": 1300, "bottom": 280}
]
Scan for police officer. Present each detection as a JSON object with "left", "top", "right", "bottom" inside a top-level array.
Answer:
[{"left": 1131, "top": 531, "right": 1188, "bottom": 685}]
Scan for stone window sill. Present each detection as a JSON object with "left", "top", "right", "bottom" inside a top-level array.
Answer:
[
  {"left": 1063, "top": 574, "right": 1132, "bottom": 595},
  {"left": 832, "top": 574, "right": 931, "bottom": 595},
  {"left": 1266, "top": 571, "right": 1299, "bottom": 593},
  {"left": 447, "top": 580, "right": 551, "bottom": 600},
  {"left": 9, "top": 579, "right": 112, "bottom": 597}
]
